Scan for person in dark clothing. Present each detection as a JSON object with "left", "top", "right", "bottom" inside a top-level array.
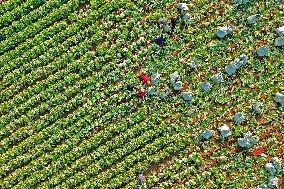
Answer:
[
  {"left": 127, "top": 84, "right": 134, "bottom": 90},
  {"left": 170, "top": 17, "right": 179, "bottom": 33},
  {"left": 154, "top": 35, "right": 165, "bottom": 48}
]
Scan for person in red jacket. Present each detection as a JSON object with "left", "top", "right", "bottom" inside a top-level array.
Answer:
[
  {"left": 138, "top": 87, "right": 147, "bottom": 97},
  {"left": 252, "top": 147, "right": 265, "bottom": 157},
  {"left": 141, "top": 74, "right": 151, "bottom": 85}
]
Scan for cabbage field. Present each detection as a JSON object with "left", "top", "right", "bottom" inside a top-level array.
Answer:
[{"left": 0, "top": 0, "right": 283, "bottom": 188}]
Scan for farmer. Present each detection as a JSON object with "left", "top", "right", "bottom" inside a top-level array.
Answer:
[
  {"left": 157, "top": 18, "right": 168, "bottom": 28},
  {"left": 138, "top": 174, "right": 146, "bottom": 184},
  {"left": 170, "top": 16, "right": 179, "bottom": 33},
  {"left": 157, "top": 18, "right": 171, "bottom": 33},
  {"left": 141, "top": 73, "right": 151, "bottom": 85},
  {"left": 126, "top": 84, "right": 134, "bottom": 91},
  {"left": 155, "top": 35, "right": 165, "bottom": 48},
  {"left": 137, "top": 87, "right": 147, "bottom": 97},
  {"left": 176, "top": 3, "right": 189, "bottom": 15}
]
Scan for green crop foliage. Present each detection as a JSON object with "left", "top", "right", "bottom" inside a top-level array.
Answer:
[{"left": 0, "top": 0, "right": 283, "bottom": 188}]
